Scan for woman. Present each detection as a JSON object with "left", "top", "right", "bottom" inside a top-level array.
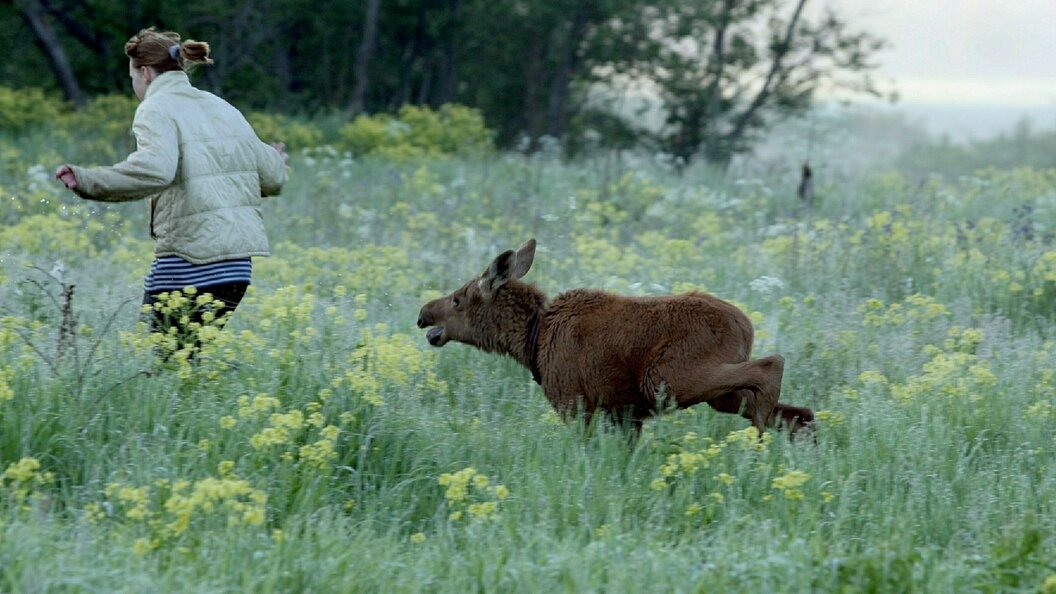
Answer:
[{"left": 55, "top": 28, "right": 288, "bottom": 344}]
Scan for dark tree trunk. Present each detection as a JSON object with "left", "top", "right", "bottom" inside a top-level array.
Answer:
[
  {"left": 701, "top": 0, "right": 734, "bottom": 166},
  {"left": 273, "top": 43, "right": 293, "bottom": 108},
  {"left": 392, "top": 15, "right": 428, "bottom": 110},
  {"left": 349, "top": 0, "right": 380, "bottom": 115},
  {"left": 435, "top": 0, "right": 462, "bottom": 106},
  {"left": 41, "top": 0, "right": 122, "bottom": 91},
  {"left": 521, "top": 33, "right": 546, "bottom": 146},
  {"left": 416, "top": 58, "right": 433, "bottom": 105},
  {"left": 41, "top": 0, "right": 109, "bottom": 55},
  {"left": 544, "top": 9, "right": 589, "bottom": 138},
  {"left": 17, "top": 0, "right": 85, "bottom": 107}
]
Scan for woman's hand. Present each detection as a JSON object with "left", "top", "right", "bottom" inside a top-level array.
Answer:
[
  {"left": 55, "top": 165, "right": 79, "bottom": 189},
  {"left": 270, "top": 142, "right": 288, "bottom": 164}
]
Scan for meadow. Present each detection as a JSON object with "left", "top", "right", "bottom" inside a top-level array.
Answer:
[{"left": 1, "top": 102, "right": 1055, "bottom": 592}]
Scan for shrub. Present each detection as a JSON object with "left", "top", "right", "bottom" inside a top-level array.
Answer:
[
  {"left": 247, "top": 112, "right": 326, "bottom": 150},
  {"left": 59, "top": 94, "right": 138, "bottom": 138},
  {"left": 0, "top": 87, "right": 66, "bottom": 134},
  {"left": 338, "top": 113, "right": 396, "bottom": 156},
  {"left": 337, "top": 104, "right": 493, "bottom": 158},
  {"left": 55, "top": 94, "right": 140, "bottom": 163}
]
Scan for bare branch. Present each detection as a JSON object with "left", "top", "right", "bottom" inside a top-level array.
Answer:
[{"left": 726, "top": 0, "right": 809, "bottom": 148}]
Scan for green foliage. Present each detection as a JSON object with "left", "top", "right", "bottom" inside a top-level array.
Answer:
[
  {"left": 5, "top": 0, "right": 883, "bottom": 160},
  {"left": 247, "top": 112, "right": 326, "bottom": 150},
  {"left": 0, "top": 87, "right": 66, "bottom": 134},
  {"left": 0, "top": 91, "right": 137, "bottom": 168},
  {"left": 55, "top": 94, "right": 140, "bottom": 163},
  {"left": 59, "top": 94, "right": 138, "bottom": 137},
  {"left": 896, "top": 119, "right": 1056, "bottom": 179},
  {"left": 337, "top": 104, "right": 493, "bottom": 158}
]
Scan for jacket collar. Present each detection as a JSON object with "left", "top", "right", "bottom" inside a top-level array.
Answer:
[{"left": 145, "top": 70, "right": 192, "bottom": 100}]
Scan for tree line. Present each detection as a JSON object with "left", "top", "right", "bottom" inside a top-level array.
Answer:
[{"left": 6, "top": 0, "right": 885, "bottom": 167}]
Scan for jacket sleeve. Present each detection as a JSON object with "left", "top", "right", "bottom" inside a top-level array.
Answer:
[
  {"left": 69, "top": 107, "right": 179, "bottom": 202},
  {"left": 253, "top": 140, "right": 287, "bottom": 196},
  {"left": 255, "top": 141, "right": 288, "bottom": 198}
]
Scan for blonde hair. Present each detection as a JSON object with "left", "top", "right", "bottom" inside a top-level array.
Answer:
[{"left": 125, "top": 27, "right": 213, "bottom": 73}]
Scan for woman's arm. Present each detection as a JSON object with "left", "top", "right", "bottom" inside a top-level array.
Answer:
[{"left": 64, "top": 107, "right": 180, "bottom": 202}]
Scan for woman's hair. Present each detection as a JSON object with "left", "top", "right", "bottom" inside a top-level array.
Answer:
[{"left": 125, "top": 27, "right": 213, "bottom": 73}]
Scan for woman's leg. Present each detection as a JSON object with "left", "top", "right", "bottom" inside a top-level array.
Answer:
[
  {"left": 193, "top": 283, "right": 249, "bottom": 327},
  {"left": 142, "top": 282, "right": 249, "bottom": 357},
  {"left": 141, "top": 290, "right": 164, "bottom": 332}
]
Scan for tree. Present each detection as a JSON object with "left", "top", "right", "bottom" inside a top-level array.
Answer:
[
  {"left": 1, "top": 0, "right": 886, "bottom": 160},
  {"left": 591, "top": 0, "right": 886, "bottom": 168},
  {"left": 15, "top": 0, "right": 85, "bottom": 106},
  {"left": 348, "top": 0, "right": 380, "bottom": 116},
  {"left": 453, "top": 0, "right": 638, "bottom": 146}
]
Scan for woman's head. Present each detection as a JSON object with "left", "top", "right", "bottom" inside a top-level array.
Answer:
[{"left": 125, "top": 28, "right": 213, "bottom": 99}]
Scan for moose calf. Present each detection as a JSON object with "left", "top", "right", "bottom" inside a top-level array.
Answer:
[{"left": 417, "top": 239, "right": 814, "bottom": 436}]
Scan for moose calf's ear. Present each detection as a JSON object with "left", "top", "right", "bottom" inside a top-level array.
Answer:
[
  {"left": 511, "top": 238, "right": 536, "bottom": 279},
  {"left": 480, "top": 249, "right": 516, "bottom": 299},
  {"left": 479, "top": 240, "right": 537, "bottom": 299}
]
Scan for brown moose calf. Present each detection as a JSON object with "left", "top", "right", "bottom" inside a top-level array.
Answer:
[{"left": 417, "top": 239, "right": 814, "bottom": 436}]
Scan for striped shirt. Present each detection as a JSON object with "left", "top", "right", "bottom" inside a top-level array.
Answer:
[{"left": 144, "top": 256, "right": 252, "bottom": 293}]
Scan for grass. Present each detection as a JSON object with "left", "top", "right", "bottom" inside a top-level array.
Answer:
[{"left": 0, "top": 135, "right": 1054, "bottom": 592}]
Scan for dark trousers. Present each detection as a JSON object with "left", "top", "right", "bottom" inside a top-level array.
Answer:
[{"left": 142, "top": 282, "right": 248, "bottom": 355}]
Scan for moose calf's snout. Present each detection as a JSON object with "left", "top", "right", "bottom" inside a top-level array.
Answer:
[{"left": 417, "top": 308, "right": 431, "bottom": 328}]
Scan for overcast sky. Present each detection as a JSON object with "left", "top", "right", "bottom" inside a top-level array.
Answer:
[{"left": 827, "top": 0, "right": 1056, "bottom": 106}]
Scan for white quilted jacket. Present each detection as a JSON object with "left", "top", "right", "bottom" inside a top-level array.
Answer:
[{"left": 70, "top": 71, "right": 287, "bottom": 264}]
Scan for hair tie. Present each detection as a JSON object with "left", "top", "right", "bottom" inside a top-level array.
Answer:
[{"left": 168, "top": 44, "right": 180, "bottom": 60}]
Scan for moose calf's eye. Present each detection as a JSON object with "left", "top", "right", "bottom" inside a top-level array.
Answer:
[{"left": 452, "top": 296, "right": 461, "bottom": 308}]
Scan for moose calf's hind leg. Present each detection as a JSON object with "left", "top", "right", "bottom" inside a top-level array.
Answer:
[
  {"left": 664, "top": 354, "right": 783, "bottom": 432},
  {"left": 705, "top": 390, "right": 752, "bottom": 415},
  {"left": 743, "top": 355, "right": 783, "bottom": 433},
  {"left": 695, "top": 356, "right": 783, "bottom": 433}
]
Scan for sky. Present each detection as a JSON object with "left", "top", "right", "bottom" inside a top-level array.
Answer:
[{"left": 823, "top": 0, "right": 1056, "bottom": 137}]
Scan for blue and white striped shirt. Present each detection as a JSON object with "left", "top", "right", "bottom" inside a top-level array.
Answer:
[{"left": 144, "top": 256, "right": 252, "bottom": 293}]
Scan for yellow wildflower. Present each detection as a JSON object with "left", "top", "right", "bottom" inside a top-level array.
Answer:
[
  {"left": 467, "top": 501, "right": 498, "bottom": 521},
  {"left": 772, "top": 470, "right": 811, "bottom": 501},
  {"left": 133, "top": 538, "right": 158, "bottom": 556},
  {"left": 4, "top": 457, "right": 41, "bottom": 482}
]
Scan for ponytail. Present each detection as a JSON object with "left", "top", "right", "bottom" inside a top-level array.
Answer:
[{"left": 125, "top": 27, "right": 214, "bottom": 74}]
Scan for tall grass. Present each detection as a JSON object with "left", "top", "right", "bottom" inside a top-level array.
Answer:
[{"left": 1, "top": 132, "right": 1054, "bottom": 592}]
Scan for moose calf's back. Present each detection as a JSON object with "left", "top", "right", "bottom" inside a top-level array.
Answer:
[{"left": 544, "top": 289, "right": 755, "bottom": 369}]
